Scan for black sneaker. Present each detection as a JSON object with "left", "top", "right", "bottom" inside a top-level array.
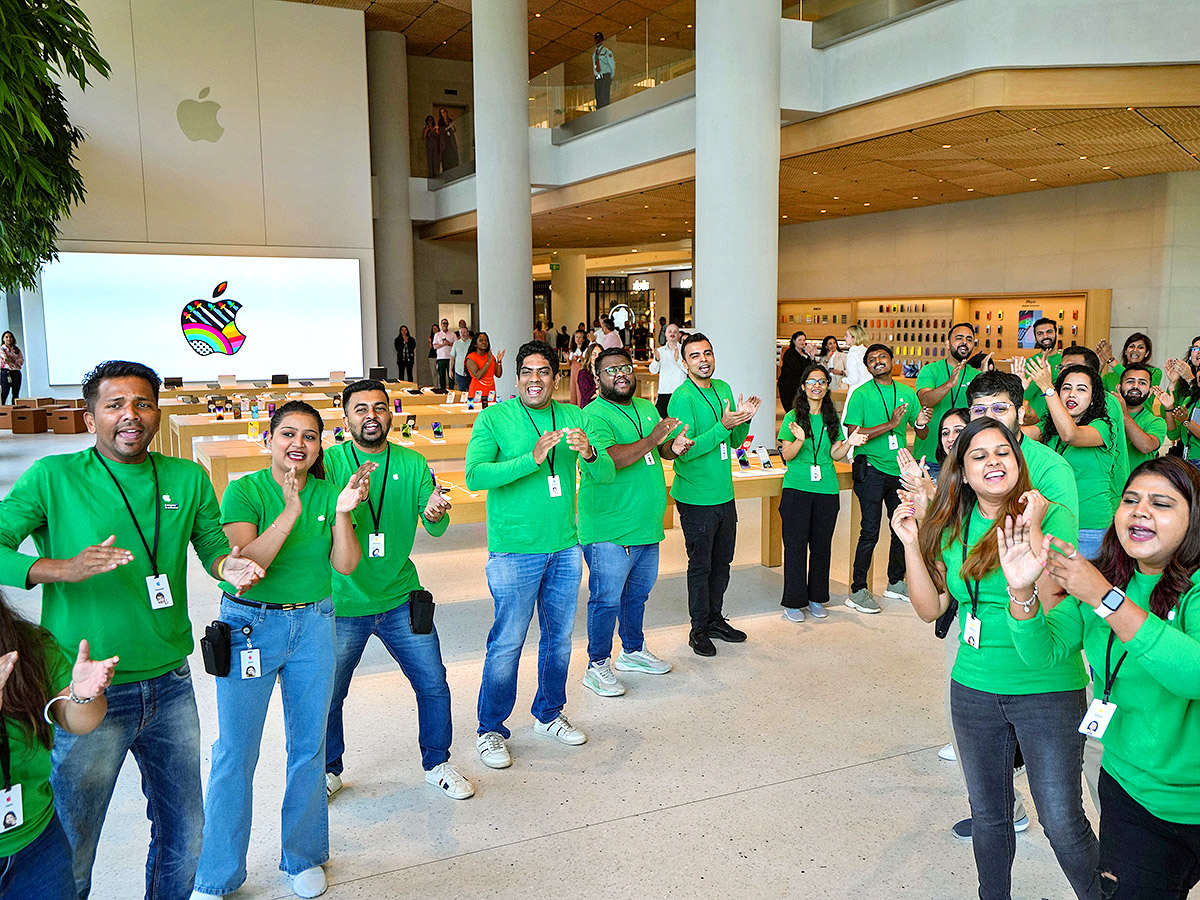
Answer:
[
  {"left": 689, "top": 628, "right": 716, "bottom": 657},
  {"left": 707, "top": 617, "right": 747, "bottom": 642}
]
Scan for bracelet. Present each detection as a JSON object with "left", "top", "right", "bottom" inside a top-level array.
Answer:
[
  {"left": 1007, "top": 583, "right": 1039, "bottom": 614},
  {"left": 43, "top": 695, "right": 68, "bottom": 724},
  {"left": 69, "top": 684, "right": 97, "bottom": 704},
  {"left": 217, "top": 556, "right": 227, "bottom": 581}
]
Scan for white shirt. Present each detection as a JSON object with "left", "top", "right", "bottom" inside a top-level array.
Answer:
[
  {"left": 434, "top": 330, "right": 455, "bottom": 360},
  {"left": 843, "top": 345, "right": 869, "bottom": 392},
  {"left": 649, "top": 343, "right": 688, "bottom": 396},
  {"left": 451, "top": 338, "right": 472, "bottom": 375},
  {"left": 599, "top": 330, "right": 622, "bottom": 350}
]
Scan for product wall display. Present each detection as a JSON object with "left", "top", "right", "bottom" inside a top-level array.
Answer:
[{"left": 857, "top": 298, "right": 955, "bottom": 365}]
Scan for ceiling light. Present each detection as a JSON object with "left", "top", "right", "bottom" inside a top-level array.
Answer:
[
  {"left": 1079, "top": 156, "right": 1087, "bottom": 160},
  {"left": 863, "top": 202, "right": 870, "bottom": 206},
  {"left": 661, "top": 232, "right": 666, "bottom": 236},
  {"left": 535, "top": 12, "right": 540, "bottom": 16},
  {"left": 1102, "top": 165, "right": 1112, "bottom": 169},
  {"left": 1029, "top": 177, "right": 1038, "bottom": 181},
  {"left": 644, "top": 205, "right": 649, "bottom": 209},
  {"left": 586, "top": 216, "right": 592, "bottom": 220},
  {"left": 812, "top": 171, "right": 818, "bottom": 175},
  {"left": 631, "top": 249, "right": 638, "bottom": 252},
  {"left": 687, "top": 24, "right": 692, "bottom": 27},
  {"left": 833, "top": 196, "right": 839, "bottom": 199},
  {"left": 912, "top": 196, "right": 918, "bottom": 199},
  {"left": 781, "top": 215, "right": 788, "bottom": 219},
  {"left": 820, "top": 209, "right": 827, "bottom": 213},
  {"left": 1127, "top": 107, "right": 1135, "bottom": 111},
  {"left": 967, "top": 188, "right": 975, "bottom": 191},
  {"left": 659, "top": 36, "right": 665, "bottom": 41},
  {"left": 942, "top": 144, "right": 952, "bottom": 148}
]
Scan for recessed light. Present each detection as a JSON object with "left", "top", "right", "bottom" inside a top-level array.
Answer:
[
  {"left": 535, "top": 12, "right": 541, "bottom": 16},
  {"left": 781, "top": 215, "right": 788, "bottom": 219},
  {"left": 812, "top": 171, "right": 818, "bottom": 175},
  {"left": 1029, "top": 177, "right": 1038, "bottom": 182},
  {"left": 1079, "top": 156, "right": 1087, "bottom": 160},
  {"left": 644, "top": 205, "right": 649, "bottom": 209},
  {"left": 1127, "top": 107, "right": 1135, "bottom": 111},
  {"left": 586, "top": 216, "right": 592, "bottom": 220},
  {"left": 687, "top": 24, "right": 692, "bottom": 28},
  {"left": 820, "top": 209, "right": 827, "bottom": 213},
  {"left": 631, "top": 249, "right": 637, "bottom": 252},
  {"left": 661, "top": 232, "right": 666, "bottom": 236},
  {"left": 912, "top": 196, "right": 918, "bottom": 199},
  {"left": 863, "top": 202, "right": 870, "bottom": 206},
  {"left": 1102, "top": 165, "right": 1112, "bottom": 169},
  {"left": 942, "top": 144, "right": 952, "bottom": 148},
  {"left": 1030, "top": 127, "right": 1038, "bottom": 131},
  {"left": 833, "top": 196, "right": 839, "bottom": 200},
  {"left": 967, "top": 188, "right": 975, "bottom": 191},
  {"left": 659, "top": 36, "right": 665, "bottom": 41}
]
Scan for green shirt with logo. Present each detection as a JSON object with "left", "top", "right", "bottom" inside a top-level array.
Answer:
[
  {"left": 844, "top": 379, "right": 922, "bottom": 476},
  {"left": 1050, "top": 416, "right": 1120, "bottom": 530},
  {"left": 778, "top": 410, "right": 843, "bottom": 495},
  {"left": 667, "top": 379, "right": 749, "bottom": 506},
  {"left": 1125, "top": 405, "right": 1167, "bottom": 472},
  {"left": 914, "top": 360, "right": 977, "bottom": 462}
]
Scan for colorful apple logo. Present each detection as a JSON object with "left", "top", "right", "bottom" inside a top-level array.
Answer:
[
  {"left": 176, "top": 87, "right": 224, "bottom": 142},
  {"left": 182, "top": 282, "right": 246, "bottom": 356}
]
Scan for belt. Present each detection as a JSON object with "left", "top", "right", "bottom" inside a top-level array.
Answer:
[{"left": 223, "top": 592, "right": 314, "bottom": 612}]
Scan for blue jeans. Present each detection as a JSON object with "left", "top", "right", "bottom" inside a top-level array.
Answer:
[
  {"left": 926, "top": 460, "right": 941, "bottom": 481},
  {"left": 582, "top": 542, "right": 659, "bottom": 663},
  {"left": 455, "top": 372, "right": 471, "bottom": 392},
  {"left": 477, "top": 547, "right": 582, "bottom": 737},
  {"left": 1078, "top": 528, "right": 1107, "bottom": 561},
  {"left": 51, "top": 662, "right": 203, "bottom": 900},
  {"left": 193, "top": 596, "right": 336, "bottom": 894},
  {"left": 0, "top": 813, "right": 74, "bottom": 899},
  {"left": 951, "top": 680, "right": 1099, "bottom": 900},
  {"left": 326, "top": 605, "right": 453, "bottom": 773}
]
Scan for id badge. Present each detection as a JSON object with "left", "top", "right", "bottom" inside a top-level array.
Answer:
[
  {"left": 147, "top": 574, "right": 174, "bottom": 610},
  {"left": 810, "top": 465, "right": 822, "bottom": 482},
  {"left": 720, "top": 443, "right": 729, "bottom": 461},
  {"left": 888, "top": 434, "right": 899, "bottom": 451},
  {"left": 1079, "top": 698, "right": 1117, "bottom": 738},
  {"left": 240, "top": 648, "right": 261, "bottom": 680},
  {"left": 963, "top": 614, "right": 982, "bottom": 649},
  {"left": 644, "top": 451, "right": 656, "bottom": 466},
  {"left": 548, "top": 475, "right": 563, "bottom": 498},
  {"left": 0, "top": 784, "right": 23, "bottom": 832},
  {"left": 368, "top": 532, "right": 385, "bottom": 558}
]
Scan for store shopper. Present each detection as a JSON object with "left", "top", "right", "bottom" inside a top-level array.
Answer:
[
  {"left": 451, "top": 326, "right": 473, "bottom": 393},
  {"left": 0, "top": 331, "right": 23, "bottom": 405},
  {"left": 1005, "top": 456, "right": 1200, "bottom": 900},
  {"left": 776, "top": 330, "right": 811, "bottom": 410},
  {"left": 667, "top": 333, "right": 760, "bottom": 656},
  {"left": 466, "top": 341, "right": 605, "bottom": 769},
  {"left": 649, "top": 322, "right": 687, "bottom": 418},
  {"left": 777, "top": 363, "right": 866, "bottom": 622},
  {"left": 577, "top": 348, "right": 694, "bottom": 697},
  {"left": 394, "top": 325, "right": 416, "bottom": 383},
  {"left": 816, "top": 335, "right": 846, "bottom": 390},
  {"left": 915, "top": 323, "right": 981, "bottom": 478},
  {"left": 843, "top": 344, "right": 931, "bottom": 613},
  {"left": 1117, "top": 365, "right": 1169, "bottom": 470},
  {"left": 465, "top": 332, "right": 504, "bottom": 400},
  {"left": 191, "top": 401, "right": 372, "bottom": 900},
  {"left": 839, "top": 324, "right": 870, "bottom": 436},
  {"left": 433, "top": 319, "right": 455, "bottom": 391},
  {"left": 892, "top": 417, "right": 1097, "bottom": 900}
]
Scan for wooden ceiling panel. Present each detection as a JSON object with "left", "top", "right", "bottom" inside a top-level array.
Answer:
[
  {"left": 998, "top": 108, "right": 1118, "bottom": 129},
  {"left": 1035, "top": 110, "right": 1151, "bottom": 143},
  {"left": 911, "top": 111, "right": 1027, "bottom": 146}
]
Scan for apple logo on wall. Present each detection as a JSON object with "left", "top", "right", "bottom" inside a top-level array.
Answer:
[
  {"left": 182, "top": 282, "right": 246, "bottom": 356},
  {"left": 176, "top": 87, "right": 224, "bottom": 142}
]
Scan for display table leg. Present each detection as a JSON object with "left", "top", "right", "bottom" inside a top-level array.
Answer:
[{"left": 761, "top": 494, "right": 782, "bottom": 567}]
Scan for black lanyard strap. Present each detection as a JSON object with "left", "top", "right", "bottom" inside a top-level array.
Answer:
[
  {"left": 0, "top": 725, "right": 10, "bottom": 791},
  {"left": 605, "top": 397, "right": 644, "bottom": 439},
  {"left": 93, "top": 449, "right": 161, "bottom": 574},
  {"left": 692, "top": 381, "right": 723, "bottom": 424},
  {"left": 962, "top": 509, "right": 981, "bottom": 618},
  {"left": 1102, "top": 630, "right": 1128, "bottom": 704},
  {"left": 805, "top": 413, "right": 825, "bottom": 463},
  {"left": 521, "top": 400, "right": 557, "bottom": 476},
  {"left": 350, "top": 443, "right": 389, "bottom": 533},
  {"left": 873, "top": 379, "right": 898, "bottom": 422},
  {"left": 946, "top": 360, "right": 968, "bottom": 408}
]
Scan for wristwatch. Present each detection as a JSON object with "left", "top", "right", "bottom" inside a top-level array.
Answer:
[
  {"left": 1043, "top": 387, "right": 1056, "bottom": 398},
  {"left": 1095, "top": 586, "right": 1126, "bottom": 619}
]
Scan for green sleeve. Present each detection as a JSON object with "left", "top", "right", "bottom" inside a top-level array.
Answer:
[
  {"left": 45, "top": 630, "right": 73, "bottom": 694},
  {"left": 669, "top": 388, "right": 731, "bottom": 457},
  {"left": 219, "top": 477, "right": 262, "bottom": 528},
  {"left": 464, "top": 408, "right": 538, "bottom": 491},
  {"left": 1123, "top": 591, "right": 1200, "bottom": 699},
  {"left": 1141, "top": 413, "right": 1168, "bottom": 444},
  {"left": 414, "top": 458, "right": 450, "bottom": 538},
  {"left": 777, "top": 411, "right": 794, "bottom": 443},
  {"left": 915, "top": 363, "right": 940, "bottom": 394},
  {"left": 844, "top": 389, "right": 867, "bottom": 428},
  {"left": 583, "top": 412, "right": 617, "bottom": 484},
  {"left": 0, "top": 462, "right": 46, "bottom": 589},
  {"left": 1008, "top": 595, "right": 1086, "bottom": 668},
  {"left": 189, "top": 469, "right": 231, "bottom": 572}
]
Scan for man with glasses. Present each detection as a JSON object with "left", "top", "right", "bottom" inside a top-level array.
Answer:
[
  {"left": 433, "top": 318, "right": 455, "bottom": 391},
  {"left": 915, "top": 323, "right": 984, "bottom": 479},
  {"left": 466, "top": 341, "right": 605, "bottom": 769},
  {"left": 577, "top": 348, "right": 695, "bottom": 696}
]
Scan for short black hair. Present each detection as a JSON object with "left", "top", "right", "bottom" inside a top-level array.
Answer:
[
  {"left": 516, "top": 340, "right": 559, "bottom": 376},
  {"left": 681, "top": 332, "right": 711, "bottom": 354},
  {"left": 1060, "top": 344, "right": 1101, "bottom": 371},
  {"left": 342, "top": 378, "right": 388, "bottom": 409},
  {"left": 864, "top": 343, "right": 893, "bottom": 360},
  {"left": 602, "top": 316, "right": 615, "bottom": 330},
  {"left": 966, "top": 371, "right": 1024, "bottom": 409},
  {"left": 1119, "top": 363, "right": 1154, "bottom": 383},
  {"left": 1033, "top": 317, "right": 1057, "bottom": 332},
  {"left": 82, "top": 360, "right": 161, "bottom": 412},
  {"left": 594, "top": 31, "right": 604, "bottom": 40},
  {"left": 948, "top": 322, "right": 975, "bottom": 337},
  {"left": 594, "top": 346, "right": 632, "bottom": 371}
]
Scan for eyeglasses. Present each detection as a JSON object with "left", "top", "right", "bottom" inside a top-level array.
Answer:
[
  {"left": 601, "top": 364, "right": 635, "bottom": 376},
  {"left": 969, "top": 402, "right": 1013, "bottom": 417},
  {"left": 804, "top": 378, "right": 829, "bottom": 387}
]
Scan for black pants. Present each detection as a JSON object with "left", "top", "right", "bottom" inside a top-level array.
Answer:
[
  {"left": 436, "top": 358, "right": 450, "bottom": 391},
  {"left": 1098, "top": 768, "right": 1200, "bottom": 899},
  {"left": 397, "top": 360, "right": 413, "bottom": 382},
  {"left": 595, "top": 74, "right": 612, "bottom": 108},
  {"left": 779, "top": 488, "right": 839, "bottom": 608},
  {"left": 0, "top": 369, "right": 20, "bottom": 405},
  {"left": 851, "top": 462, "right": 905, "bottom": 592},
  {"left": 655, "top": 393, "right": 671, "bottom": 419},
  {"left": 677, "top": 499, "right": 737, "bottom": 631}
]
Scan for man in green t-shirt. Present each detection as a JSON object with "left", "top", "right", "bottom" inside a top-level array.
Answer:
[
  {"left": 1116, "top": 365, "right": 1169, "bottom": 472},
  {"left": 844, "top": 344, "right": 930, "bottom": 613},
  {"left": 915, "top": 322, "right": 983, "bottom": 479},
  {"left": 321, "top": 380, "right": 473, "bottom": 802},
  {"left": 1021, "top": 317, "right": 1064, "bottom": 405},
  {"left": 0, "top": 360, "right": 262, "bottom": 899},
  {"left": 578, "top": 348, "right": 694, "bottom": 697},
  {"left": 466, "top": 341, "right": 604, "bottom": 769},
  {"left": 667, "top": 333, "right": 760, "bottom": 657}
]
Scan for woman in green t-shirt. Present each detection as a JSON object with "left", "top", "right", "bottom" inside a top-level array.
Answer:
[
  {"left": 1001, "top": 456, "right": 1200, "bottom": 900},
  {"left": 892, "top": 417, "right": 1098, "bottom": 900},
  {"left": 192, "top": 401, "right": 373, "bottom": 900},
  {"left": 0, "top": 593, "right": 117, "bottom": 899},
  {"left": 1098, "top": 332, "right": 1162, "bottom": 391},
  {"left": 1164, "top": 350, "right": 1200, "bottom": 468},
  {"left": 777, "top": 364, "right": 865, "bottom": 622}
]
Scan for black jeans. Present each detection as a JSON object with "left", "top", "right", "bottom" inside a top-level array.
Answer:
[
  {"left": 595, "top": 74, "right": 612, "bottom": 108},
  {"left": 655, "top": 393, "right": 671, "bottom": 419},
  {"left": 0, "top": 369, "right": 20, "bottom": 405},
  {"left": 436, "top": 358, "right": 450, "bottom": 390},
  {"left": 1098, "top": 767, "right": 1200, "bottom": 899},
  {"left": 677, "top": 499, "right": 737, "bottom": 632},
  {"left": 778, "top": 488, "right": 839, "bottom": 608},
  {"left": 851, "top": 462, "right": 904, "bottom": 592},
  {"left": 397, "top": 359, "right": 413, "bottom": 382}
]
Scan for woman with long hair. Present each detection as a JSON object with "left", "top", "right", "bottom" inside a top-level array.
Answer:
[
  {"left": 816, "top": 335, "right": 846, "bottom": 390},
  {"left": 1100, "top": 332, "right": 1161, "bottom": 390},
  {"left": 776, "top": 331, "right": 810, "bottom": 410},
  {"left": 394, "top": 325, "right": 416, "bottom": 383},
  {"left": 568, "top": 330, "right": 590, "bottom": 406},
  {"left": 0, "top": 331, "right": 23, "bottom": 405},
  {"left": 437, "top": 107, "right": 459, "bottom": 171},
  {"left": 465, "top": 331, "right": 505, "bottom": 399},
  {"left": 422, "top": 115, "right": 441, "bottom": 178},
  {"left": 838, "top": 324, "right": 871, "bottom": 440},
  {"left": 776, "top": 363, "right": 865, "bottom": 622},
  {"left": 577, "top": 343, "right": 600, "bottom": 407},
  {"left": 649, "top": 322, "right": 687, "bottom": 418},
  {"left": 1029, "top": 360, "right": 1119, "bottom": 559},
  {"left": 892, "top": 417, "right": 1098, "bottom": 900},
  {"left": 427, "top": 323, "right": 439, "bottom": 385},
  {"left": 191, "top": 401, "right": 373, "bottom": 900},
  {"left": 1164, "top": 337, "right": 1200, "bottom": 466},
  {"left": 1003, "top": 456, "right": 1200, "bottom": 899},
  {"left": 0, "top": 593, "right": 116, "bottom": 898}
]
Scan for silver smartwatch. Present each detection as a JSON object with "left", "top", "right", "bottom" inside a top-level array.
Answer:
[{"left": 1095, "top": 586, "right": 1126, "bottom": 620}]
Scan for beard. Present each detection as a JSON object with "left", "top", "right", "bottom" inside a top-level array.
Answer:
[
  {"left": 1121, "top": 388, "right": 1145, "bottom": 407},
  {"left": 351, "top": 419, "right": 389, "bottom": 449},
  {"left": 599, "top": 381, "right": 635, "bottom": 403},
  {"left": 951, "top": 344, "right": 972, "bottom": 361}
]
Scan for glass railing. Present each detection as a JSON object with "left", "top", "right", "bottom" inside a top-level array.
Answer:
[
  {"left": 803, "top": 0, "right": 957, "bottom": 48},
  {"left": 529, "top": 17, "right": 695, "bottom": 129},
  {"left": 412, "top": 107, "right": 475, "bottom": 181}
]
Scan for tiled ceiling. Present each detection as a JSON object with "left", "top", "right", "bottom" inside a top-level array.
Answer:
[
  {"left": 482, "top": 106, "right": 1200, "bottom": 249},
  {"left": 301, "top": 0, "right": 697, "bottom": 78}
]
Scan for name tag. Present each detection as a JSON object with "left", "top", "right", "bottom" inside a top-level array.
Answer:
[
  {"left": 0, "top": 784, "right": 23, "bottom": 832},
  {"left": 720, "top": 443, "right": 729, "bottom": 461},
  {"left": 368, "top": 532, "right": 385, "bottom": 558},
  {"left": 548, "top": 474, "right": 563, "bottom": 497},
  {"left": 888, "top": 434, "right": 899, "bottom": 451},
  {"left": 644, "top": 451, "right": 656, "bottom": 466},
  {"left": 240, "top": 648, "right": 261, "bottom": 680},
  {"left": 1079, "top": 698, "right": 1117, "bottom": 738},
  {"left": 963, "top": 614, "right": 982, "bottom": 649},
  {"left": 147, "top": 574, "right": 174, "bottom": 610},
  {"left": 810, "top": 465, "right": 822, "bottom": 483}
]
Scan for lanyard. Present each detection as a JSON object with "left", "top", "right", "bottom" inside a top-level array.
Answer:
[
  {"left": 946, "top": 360, "right": 969, "bottom": 408},
  {"left": 0, "top": 725, "right": 10, "bottom": 791},
  {"left": 961, "top": 509, "right": 981, "bottom": 617},
  {"left": 93, "top": 449, "right": 161, "bottom": 574},
  {"left": 873, "top": 379, "right": 898, "bottom": 422},
  {"left": 807, "top": 413, "right": 825, "bottom": 464},
  {"left": 1100, "top": 631, "right": 1128, "bottom": 704},
  {"left": 605, "top": 397, "right": 644, "bottom": 439},
  {"left": 350, "top": 443, "right": 389, "bottom": 533},
  {"left": 521, "top": 400, "right": 557, "bottom": 476},
  {"left": 694, "top": 382, "right": 722, "bottom": 423}
]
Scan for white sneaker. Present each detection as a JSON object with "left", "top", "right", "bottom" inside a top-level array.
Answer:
[
  {"left": 614, "top": 647, "right": 672, "bottom": 675},
  {"left": 476, "top": 731, "right": 512, "bottom": 769},
  {"left": 582, "top": 659, "right": 626, "bottom": 697},
  {"left": 938, "top": 743, "right": 956, "bottom": 762},
  {"left": 190, "top": 892, "right": 221, "bottom": 900},
  {"left": 809, "top": 601, "right": 828, "bottom": 619},
  {"left": 782, "top": 608, "right": 805, "bottom": 623},
  {"left": 425, "top": 762, "right": 475, "bottom": 799},
  {"left": 324, "top": 772, "right": 342, "bottom": 798},
  {"left": 293, "top": 865, "right": 327, "bottom": 898},
  {"left": 533, "top": 714, "right": 588, "bottom": 745}
]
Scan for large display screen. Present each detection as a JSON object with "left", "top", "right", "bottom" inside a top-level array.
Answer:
[{"left": 40, "top": 252, "right": 364, "bottom": 384}]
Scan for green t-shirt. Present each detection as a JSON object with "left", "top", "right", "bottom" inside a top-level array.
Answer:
[
  {"left": 1019, "top": 437, "right": 1080, "bottom": 520},
  {"left": 1125, "top": 405, "right": 1167, "bottom": 471},
  {"left": 1029, "top": 390, "right": 1128, "bottom": 499},
  {"left": 1051, "top": 416, "right": 1119, "bottom": 530},
  {"left": 944, "top": 503, "right": 1086, "bottom": 695},
  {"left": 0, "top": 450, "right": 229, "bottom": 685},
  {"left": 778, "top": 409, "right": 844, "bottom": 495},
  {"left": 0, "top": 635, "right": 70, "bottom": 856},
  {"left": 465, "top": 399, "right": 598, "bottom": 553},
  {"left": 1009, "top": 569, "right": 1200, "bottom": 823},
  {"left": 667, "top": 379, "right": 749, "bottom": 506},
  {"left": 324, "top": 440, "right": 448, "bottom": 616},
  {"left": 914, "top": 360, "right": 977, "bottom": 461},
  {"left": 219, "top": 468, "right": 338, "bottom": 605},
  {"left": 578, "top": 397, "right": 667, "bottom": 546},
  {"left": 844, "top": 379, "right": 922, "bottom": 476},
  {"left": 1102, "top": 364, "right": 1162, "bottom": 392}
]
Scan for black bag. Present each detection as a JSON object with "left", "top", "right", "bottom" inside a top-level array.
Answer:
[
  {"left": 201, "top": 620, "right": 231, "bottom": 676},
  {"left": 852, "top": 453, "right": 868, "bottom": 484},
  {"left": 935, "top": 596, "right": 959, "bottom": 640},
  {"left": 409, "top": 590, "right": 435, "bottom": 635}
]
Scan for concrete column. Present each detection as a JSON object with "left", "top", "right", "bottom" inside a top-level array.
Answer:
[
  {"left": 694, "top": 0, "right": 781, "bottom": 443},
  {"left": 366, "top": 31, "right": 417, "bottom": 377},
  {"left": 550, "top": 251, "right": 587, "bottom": 335},
  {"left": 472, "top": 0, "right": 533, "bottom": 396}
]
